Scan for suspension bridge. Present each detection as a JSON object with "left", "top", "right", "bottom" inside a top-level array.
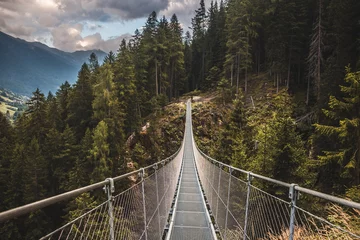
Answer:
[{"left": 1, "top": 100, "right": 360, "bottom": 239}]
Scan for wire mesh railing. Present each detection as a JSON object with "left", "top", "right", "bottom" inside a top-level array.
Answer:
[
  {"left": 193, "top": 146, "right": 360, "bottom": 240},
  {"left": 0, "top": 141, "right": 183, "bottom": 240},
  {"left": 39, "top": 147, "right": 183, "bottom": 240}
]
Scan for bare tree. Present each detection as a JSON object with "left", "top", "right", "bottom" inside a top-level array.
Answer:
[{"left": 307, "top": 0, "right": 323, "bottom": 104}]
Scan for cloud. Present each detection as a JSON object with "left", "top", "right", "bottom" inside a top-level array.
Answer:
[
  {"left": 0, "top": 16, "right": 34, "bottom": 37},
  {"left": 78, "top": 33, "right": 132, "bottom": 52},
  {"left": 51, "top": 23, "right": 83, "bottom": 51},
  {"left": 98, "top": 0, "right": 169, "bottom": 19},
  {"left": 51, "top": 23, "right": 130, "bottom": 52},
  {"left": 0, "top": 0, "right": 212, "bottom": 52},
  {"left": 160, "top": 0, "right": 212, "bottom": 32},
  {"left": 87, "top": 23, "right": 103, "bottom": 31}
]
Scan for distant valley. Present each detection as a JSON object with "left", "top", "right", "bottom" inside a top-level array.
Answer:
[
  {"left": 0, "top": 88, "right": 28, "bottom": 122},
  {"left": 0, "top": 31, "right": 106, "bottom": 95}
]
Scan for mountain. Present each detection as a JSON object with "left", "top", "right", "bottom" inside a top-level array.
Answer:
[{"left": 0, "top": 31, "right": 106, "bottom": 95}]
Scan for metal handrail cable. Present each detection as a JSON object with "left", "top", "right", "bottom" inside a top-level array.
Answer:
[
  {"left": 195, "top": 144, "right": 360, "bottom": 210},
  {"left": 0, "top": 144, "right": 183, "bottom": 223}
]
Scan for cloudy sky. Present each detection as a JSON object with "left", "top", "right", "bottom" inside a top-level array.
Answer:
[{"left": 0, "top": 0, "right": 211, "bottom": 53}]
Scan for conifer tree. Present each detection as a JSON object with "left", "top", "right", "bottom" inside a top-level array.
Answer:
[
  {"left": 67, "top": 63, "right": 94, "bottom": 140},
  {"left": 90, "top": 120, "right": 111, "bottom": 183},
  {"left": 184, "top": 31, "right": 193, "bottom": 92},
  {"left": 0, "top": 112, "right": 14, "bottom": 211},
  {"left": 56, "top": 81, "right": 71, "bottom": 132},
  {"left": 191, "top": 0, "right": 207, "bottom": 89},
  {"left": 24, "top": 88, "right": 47, "bottom": 144},
  {"left": 307, "top": 0, "right": 323, "bottom": 104},
  {"left": 114, "top": 39, "right": 139, "bottom": 133},
  {"left": 314, "top": 68, "right": 360, "bottom": 188},
  {"left": 104, "top": 51, "right": 116, "bottom": 65},
  {"left": 169, "top": 14, "right": 185, "bottom": 98}
]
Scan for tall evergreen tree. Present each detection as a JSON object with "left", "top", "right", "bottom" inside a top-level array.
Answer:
[
  {"left": 191, "top": 0, "right": 207, "bottom": 89},
  {"left": 314, "top": 68, "right": 360, "bottom": 189},
  {"left": 90, "top": 120, "right": 111, "bottom": 182},
  {"left": 67, "top": 63, "right": 94, "bottom": 140}
]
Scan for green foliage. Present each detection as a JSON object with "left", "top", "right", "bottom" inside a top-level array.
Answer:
[
  {"left": 1, "top": 0, "right": 360, "bottom": 237},
  {"left": 314, "top": 68, "right": 360, "bottom": 189},
  {"left": 90, "top": 120, "right": 111, "bottom": 183},
  {"left": 67, "top": 63, "right": 93, "bottom": 141}
]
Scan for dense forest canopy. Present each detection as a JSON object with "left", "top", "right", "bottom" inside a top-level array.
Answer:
[{"left": 1, "top": 0, "right": 360, "bottom": 238}]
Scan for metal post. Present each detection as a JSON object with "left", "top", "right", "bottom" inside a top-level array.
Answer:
[
  {"left": 224, "top": 167, "right": 233, "bottom": 240},
  {"left": 154, "top": 164, "right": 162, "bottom": 238},
  {"left": 140, "top": 168, "right": 148, "bottom": 240},
  {"left": 243, "top": 172, "right": 253, "bottom": 240},
  {"left": 162, "top": 161, "right": 166, "bottom": 224},
  {"left": 215, "top": 164, "right": 222, "bottom": 221},
  {"left": 210, "top": 160, "right": 216, "bottom": 208},
  {"left": 289, "top": 184, "right": 298, "bottom": 240},
  {"left": 105, "top": 178, "right": 115, "bottom": 240}
]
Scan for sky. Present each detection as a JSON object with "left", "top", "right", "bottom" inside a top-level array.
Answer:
[{"left": 0, "top": 0, "right": 211, "bottom": 53}]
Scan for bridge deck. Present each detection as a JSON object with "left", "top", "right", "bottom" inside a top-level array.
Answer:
[{"left": 167, "top": 101, "right": 216, "bottom": 240}]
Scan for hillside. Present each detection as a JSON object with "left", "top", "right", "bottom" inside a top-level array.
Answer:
[
  {"left": 0, "top": 88, "right": 28, "bottom": 122},
  {"left": 0, "top": 31, "right": 106, "bottom": 95}
]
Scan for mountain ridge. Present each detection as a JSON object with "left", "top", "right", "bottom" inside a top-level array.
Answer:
[{"left": 0, "top": 31, "right": 106, "bottom": 95}]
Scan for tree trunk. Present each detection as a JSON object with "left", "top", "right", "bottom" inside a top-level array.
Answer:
[
  {"left": 245, "top": 34, "right": 249, "bottom": 93},
  {"left": 316, "top": 0, "right": 322, "bottom": 102},
  {"left": 170, "top": 61, "right": 174, "bottom": 100},
  {"left": 274, "top": 75, "right": 276, "bottom": 87},
  {"left": 258, "top": 48, "right": 261, "bottom": 74},
  {"left": 245, "top": 67, "right": 248, "bottom": 93},
  {"left": 236, "top": 54, "right": 240, "bottom": 95},
  {"left": 306, "top": 76, "right": 310, "bottom": 106},
  {"left": 356, "top": 131, "right": 360, "bottom": 185},
  {"left": 287, "top": 36, "right": 293, "bottom": 89},
  {"left": 297, "top": 62, "right": 301, "bottom": 84},
  {"left": 276, "top": 73, "right": 279, "bottom": 94},
  {"left": 231, "top": 62, "right": 234, "bottom": 87},
  {"left": 202, "top": 50, "right": 205, "bottom": 87},
  {"left": 155, "top": 60, "right": 158, "bottom": 96}
]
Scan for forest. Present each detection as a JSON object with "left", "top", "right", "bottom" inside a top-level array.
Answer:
[{"left": 1, "top": 0, "right": 360, "bottom": 238}]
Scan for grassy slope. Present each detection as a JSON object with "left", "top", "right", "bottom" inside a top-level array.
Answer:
[{"left": 125, "top": 100, "right": 186, "bottom": 168}]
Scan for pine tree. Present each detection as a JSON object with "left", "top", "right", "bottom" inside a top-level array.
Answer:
[
  {"left": 314, "top": 67, "right": 360, "bottom": 188},
  {"left": 56, "top": 81, "right": 71, "bottom": 132},
  {"left": 104, "top": 51, "right": 116, "bottom": 65},
  {"left": 67, "top": 63, "right": 94, "bottom": 140},
  {"left": 143, "top": 11, "right": 159, "bottom": 96},
  {"left": 0, "top": 112, "right": 14, "bottom": 211},
  {"left": 92, "top": 64, "right": 117, "bottom": 121},
  {"left": 156, "top": 16, "right": 171, "bottom": 97},
  {"left": 24, "top": 88, "right": 48, "bottom": 144},
  {"left": 184, "top": 31, "right": 193, "bottom": 92},
  {"left": 90, "top": 120, "right": 111, "bottom": 183},
  {"left": 169, "top": 14, "right": 185, "bottom": 98},
  {"left": 307, "top": 0, "right": 323, "bottom": 104},
  {"left": 191, "top": 0, "right": 207, "bottom": 89},
  {"left": 225, "top": 0, "right": 258, "bottom": 94},
  {"left": 89, "top": 52, "right": 100, "bottom": 74},
  {"left": 114, "top": 39, "right": 139, "bottom": 133},
  {"left": 252, "top": 92, "right": 307, "bottom": 183},
  {"left": 68, "top": 128, "right": 93, "bottom": 189}
]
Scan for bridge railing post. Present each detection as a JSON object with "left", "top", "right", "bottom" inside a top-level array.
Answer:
[
  {"left": 288, "top": 184, "right": 298, "bottom": 240},
  {"left": 104, "top": 178, "right": 115, "bottom": 240},
  {"left": 154, "top": 163, "right": 162, "bottom": 238},
  {"left": 210, "top": 160, "right": 216, "bottom": 209},
  {"left": 215, "top": 163, "right": 222, "bottom": 222},
  {"left": 140, "top": 168, "right": 148, "bottom": 240},
  {"left": 243, "top": 172, "right": 253, "bottom": 240},
  {"left": 224, "top": 167, "right": 233, "bottom": 240}
]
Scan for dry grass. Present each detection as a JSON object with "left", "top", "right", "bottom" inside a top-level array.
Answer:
[
  {"left": 0, "top": 101, "right": 15, "bottom": 117},
  {"left": 267, "top": 204, "right": 360, "bottom": 240}
]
